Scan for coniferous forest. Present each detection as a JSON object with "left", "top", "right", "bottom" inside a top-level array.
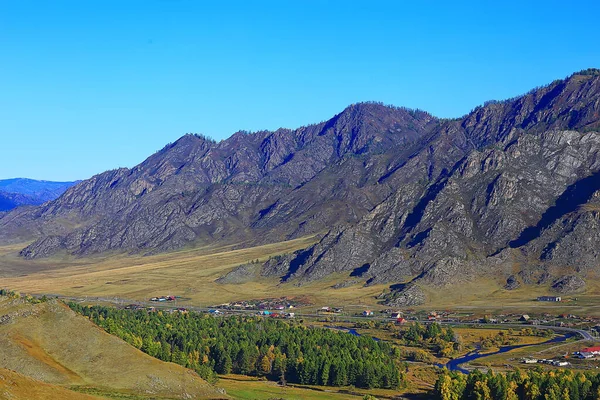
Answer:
[{"left": 69, "top": 303, "right": 404, "bottom": 389}]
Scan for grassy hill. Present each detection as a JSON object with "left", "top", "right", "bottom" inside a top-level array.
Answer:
[
  {"left": 0, "top": 368, "right": 102, "bottom": 400},
  {"left": 0, "top": 296, "right": 226, "bottom": 399}
]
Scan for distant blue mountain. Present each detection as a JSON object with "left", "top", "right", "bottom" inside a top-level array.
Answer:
[{"left": 0, "top": 178, "right": 77, "bottom": 211}]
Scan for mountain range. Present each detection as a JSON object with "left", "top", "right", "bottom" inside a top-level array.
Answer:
[
  {"left": 2, "top": 69, "right": 600, "bottom": 305},
  {"left": 0, "top": 178, "right": 76, "bottom": 212}
]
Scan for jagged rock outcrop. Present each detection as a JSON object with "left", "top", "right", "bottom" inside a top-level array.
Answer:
[
  {"left": 216, "top": 263, "right": 261, "bottom": 284},
  {"left": 504, "top": 275, "right": 521, "bottom": 290},
  {"left": 551, "top": 275, "right": 586, "bottom": 293},
  {"left": 383, "top": 283, "right": 426, "bottom": 307}
]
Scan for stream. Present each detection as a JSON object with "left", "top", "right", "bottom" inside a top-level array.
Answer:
[
  {"left": 327, "top": 325, "right": 574, "bottom": 374},
  {"left": 441, "top": 333, "right": 574, "bottom": 373}
]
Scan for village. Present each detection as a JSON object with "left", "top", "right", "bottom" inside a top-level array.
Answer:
[
  {"left": 127, "top": 293, "right": 600, "bottom": 334},
  {"left": 520, "top": 345, "right": 600, "bottom": 369}
]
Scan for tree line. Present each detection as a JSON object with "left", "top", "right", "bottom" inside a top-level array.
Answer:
[
  {"left": 68, "top": 303, "right": 404, "bottom": 389},
  {"left": 434, "top": 368, "right": 600, "bottom": 400},
  {"left": 395, "top": 321, "right": 462, "bottom": 359}
]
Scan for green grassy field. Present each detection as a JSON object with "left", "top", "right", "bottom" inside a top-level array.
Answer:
[{"left": 218, "top": 375, "right": 407, "bottom": 400}]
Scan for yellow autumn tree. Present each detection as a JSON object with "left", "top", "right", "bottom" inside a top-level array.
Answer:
[{"left": 260, "top": 355, "right": 271, "bottom": 375}]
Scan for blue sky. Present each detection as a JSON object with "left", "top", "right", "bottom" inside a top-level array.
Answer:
[{"left": 1, "top": 1, "right": 599, "bottom": 181}]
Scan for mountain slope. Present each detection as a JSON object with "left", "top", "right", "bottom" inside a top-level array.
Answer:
[
  {"left": 0, "top": 296, "right": 224, "bottom": 399},
  {"left": 2, "top": 104, "right": 437, "bottom": 256},
  {"left": 262, "top": 69, "right": 600, "bottom": 303},
  {"left": 0, "top": 191, "right": 38, "bottom": 212},
  {"left": 0, "top": 368, "right": 101, "bottom": 400},
  {"left": 2, "top": 69, "right": 600, "bottom": 304}
]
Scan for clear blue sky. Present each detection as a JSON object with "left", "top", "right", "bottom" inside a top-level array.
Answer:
[{"left": 1, "top": 1, "right": 599, "bottom": 181}]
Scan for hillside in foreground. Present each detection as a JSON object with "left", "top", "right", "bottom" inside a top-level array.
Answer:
[
  {"left": 0, "top": 296, "right": 226, "bottom": 399},
  {"left": 0, "top": 368, "right": 102, "bottom": 400}
]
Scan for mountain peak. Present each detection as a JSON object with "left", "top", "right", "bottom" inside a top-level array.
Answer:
[
  {"left": 571, "top": 68, "right": 600, "bottom": 78},
  {"left": 4, "top": 70, "right": 600, "bottom": 290}
]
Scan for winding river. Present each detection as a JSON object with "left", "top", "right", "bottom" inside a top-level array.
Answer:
[
  {"left": 327, "top": 325, "right": 575, "bottom": 374},
  {"left": 442, "top": 333, "right": 574, "bottom": 373}
]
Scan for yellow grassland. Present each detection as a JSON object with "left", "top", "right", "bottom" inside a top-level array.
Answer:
[
  {"left": 0, "top": 237, "right": 388, "bottom": 309},
  {"left": 3, "top": 237, "right": 600, "bottom": 315}
]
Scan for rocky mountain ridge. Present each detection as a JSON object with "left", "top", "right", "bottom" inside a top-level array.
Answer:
[{"left": 2, "top": 69, "right": 600, "bottom": 305}]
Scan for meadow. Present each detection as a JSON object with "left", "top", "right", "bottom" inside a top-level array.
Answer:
[{"left": 3, "top": 237, "right": 600, "bottom": 318}]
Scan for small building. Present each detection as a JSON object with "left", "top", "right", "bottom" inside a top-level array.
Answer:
[
  {"left": 208, "top": 309, "right": 222, "bottom": 315},
  {"left": 391, "top": 312, "right": 403, "bottom": 319},
  {"left": 261, "top": 310, "right": 271, "bottom": 316},
  {"left": 582, "top": 346, "right": 600, "bottom": 354},
  {"left": 577, "top": 352, "right": 594, "bottom": 359},
  {"left": 520, "top": 314, "right": 530, "bottom": 322},
  {"left": 397, "top": 317, "right": 407, "bottom": 325},
  {"left": 537, "top": 296, "right": 562, "bottom": 302},
  {"left": 522, "top": 358, "right": 538, "bottom": 364},
  {"left": 363, "top": 310, "right": 374, "bottom": 317}
]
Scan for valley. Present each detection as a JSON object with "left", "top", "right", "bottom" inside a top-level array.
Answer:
[
  {"left": 2, "top": 71, "right": 600, "bottom": 399},
  {"left": 3, "top": 1, "right": 600, "bottom": 397},
  {"left": 0, "top": 236, "right": 387, "bottom": 308},
  {"left": 4, "top": 237, "right": 600, "bottom": 318}
]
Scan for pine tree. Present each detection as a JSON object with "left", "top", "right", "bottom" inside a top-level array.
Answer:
[
  {"left": 237, "top": 347, "right": 252, "bottom": 375},
  {"left": 216, "top": 350, "right": 232, "bottom": 374},
  {"left": 320, "top": 361, "right": 331, "bottom": 386},
  {"left": 273, "top": 354, "right": 287, "bottom": 384}
]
